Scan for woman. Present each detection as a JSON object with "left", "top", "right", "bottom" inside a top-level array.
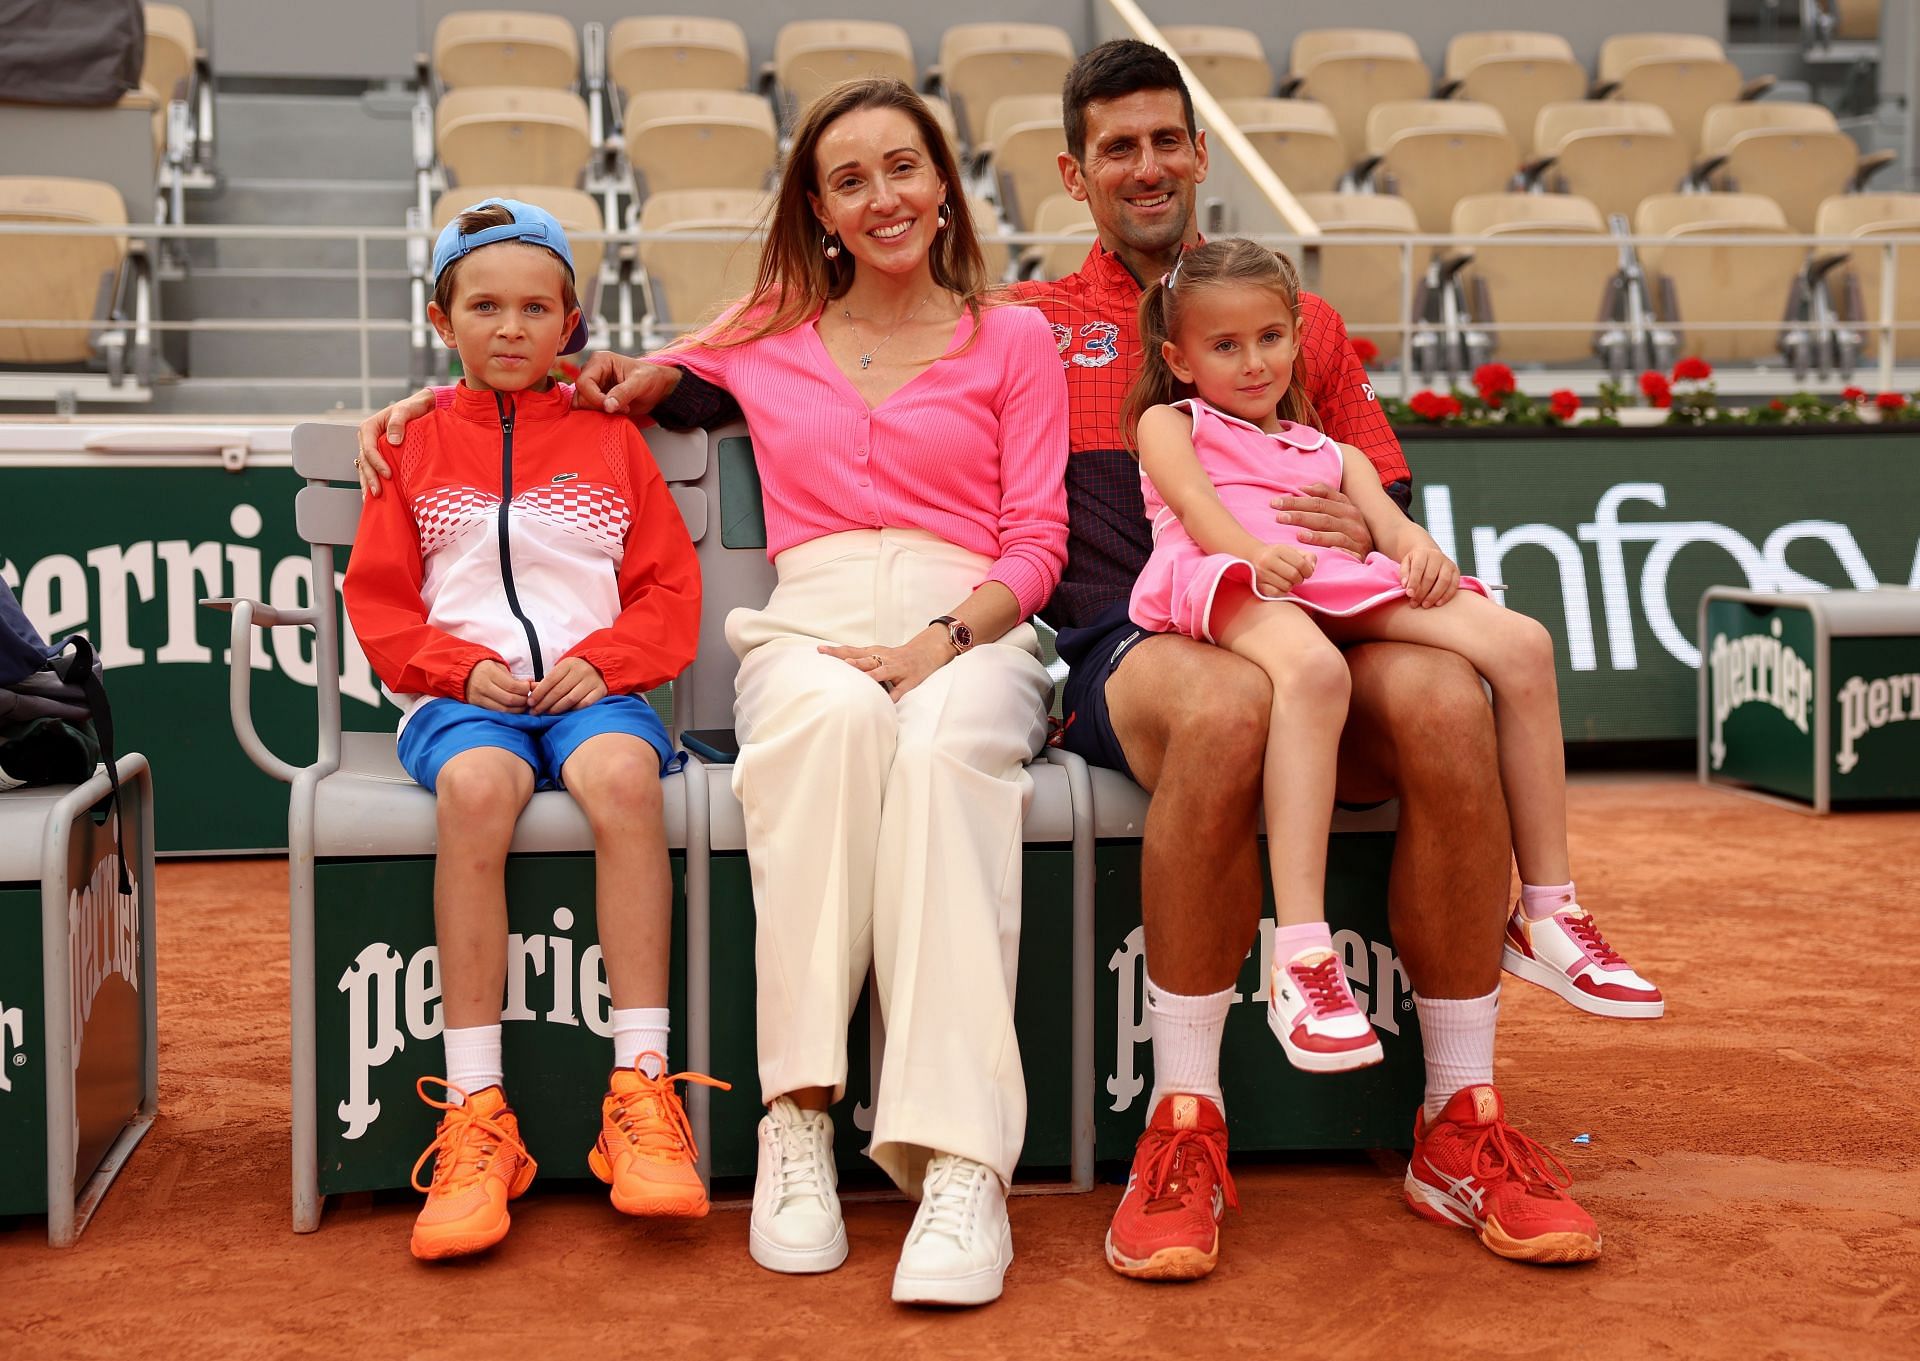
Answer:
[{"left": 365, "top": 77, "right": 1067, "bottom": 1305}]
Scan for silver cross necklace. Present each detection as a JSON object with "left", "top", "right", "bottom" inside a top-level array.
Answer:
[{"left": 842, "top": 289, "right": 935, "bottom": 369}]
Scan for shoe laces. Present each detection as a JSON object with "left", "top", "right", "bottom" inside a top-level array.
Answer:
[
  {"left": 768, "top": 1105, "right": 834, "bottom": 1206},
  {"left": 1466, "top": 1117, "right": 1577, "bottom": 1202},
  {"left": 1562, "top": 912, "right": 1626, "bottom": 968},
  {"left": 410, "top": 1077, "right": 530, "bottom": 1196},
  {"left": 1290, "top": 954, "right": 1361, "bottom": 1018},
  {"left": 1136, "top": 1125, "right": 1240, "bottom": 1215},
  {"left": 607, "top": 1054, "right": 731, "bottom": 1162},
  {"left": 909, "top": 1155, "right": 990, "bottom": 1246}
]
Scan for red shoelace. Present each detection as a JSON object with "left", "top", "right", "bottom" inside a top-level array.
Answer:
[
  {"left": 1563, "top": 913, "right": 1627, "bottom": 968},
  {"left": 1136, "top": 1125, "right": 1240, "bottom": 1215},
  {"left": 1290, "top": 954, "right": 1361, "bottom": 1017},
  {"left": 1465, "top": 1117, "right": 1577, "bottom": 1201}
]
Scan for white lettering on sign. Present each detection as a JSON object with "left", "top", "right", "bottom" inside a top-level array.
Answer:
[
  {"left": 1835, "top": 671, "right": 1920, "bottom": 773},
  {"left": 69, "top": 845, "right": 140, "bottom": 1075},
  {"left": 335, "top": 906, "right": 613, "bottom": 1140},
  {"left": 1708, "top": 617, "right": 1814, "bottom": 769},
  {"left": 0, "top": 1001, "right": 23, "bottom": 1094}
]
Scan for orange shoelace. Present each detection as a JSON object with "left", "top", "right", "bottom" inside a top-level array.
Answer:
[
  {"left": 410, "top": 1076, "right": 532, "bottom": 1195},
  {"left": 1467, "top": 1117, "right": 1578, "bottom": 1200},
  {"left": 1136, "top": 1125, "right": 1241, "bottom": 1215},
  {"left": 607, "top": 1055, "right": 731, "bottom": 1162}
]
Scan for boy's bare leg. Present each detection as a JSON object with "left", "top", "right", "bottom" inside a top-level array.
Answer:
[
  {"left": 561, "top": 734, "right": 672, "bottom": 1010},
  {"left": 433, "top": 746, "right": 536, "bottom": 1028}
]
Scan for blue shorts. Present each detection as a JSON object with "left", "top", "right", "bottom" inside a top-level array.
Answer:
[
  {"left": 396, "top": 694, "right": 682, "bottom": 792},
  {"left": 1055, "top": 600, "right": 1153, "bottom": 783}
]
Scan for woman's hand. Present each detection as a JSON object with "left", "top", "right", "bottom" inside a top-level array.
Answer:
[
  {"left": 465, "top": 659, "right": 531, "bottom": 712},
  {"left": 1400, "top": 546, "right": 1461, "bottom": 607},
  {"left": 1253, "top": 543, "right": 1316, "bottom": 598},
  {"left": 354, "top": 387, "right": 436, "bottom": 497},
  {"left": 529, "top": 657, "right": 608, "bottom": 714},
  {"left": 1272, "top": 483, "right": 1372, "bottom": 560},
  {"left": 819, "top": 627, "right": 955, "bottom": 704},
  {"left": 573, "top": 352, "right": 680, "bottom": 415}
]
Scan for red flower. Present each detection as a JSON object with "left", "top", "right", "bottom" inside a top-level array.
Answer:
[
  {"left": 1841, "top": 386, "right": 1866, "bottom": 403},
  {"left": 1671, "top": 355, "right": 1712, "bottom": 382},
  {"left": 1473, "top": 363, "right": 1517, "bottom": 399},
  {"left": 1408, "top": 390, "right": 1465, "bottom": 422},
  {"left": 1876, "top": 391, "right": 1907, "bottom": 412},
  {"left": 1439, "top": 394, "right": 1463, "bottom": 418},
  {"left": 1351, "top": 337, "right": 1379, "bottom": 367},
  {"left": 1549, "top": 389, "right": 1580, "bottom": 421},
  {"left": 1769, "top": 399, "right": 1787, "bottom": 411},
  {"left": 1639, "top": 371, "right": 1672, "bottom": 408}
]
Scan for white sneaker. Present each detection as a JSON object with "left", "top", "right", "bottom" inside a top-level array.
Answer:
[
  {"left": 749, "top": 1097, "right": 847, "bottom": 1274},
  {"left": 890, "top": 1153, "right": 1013, "bottom": 1306},
  {"left": 1267, "top": 947, "right": 1385, "bottom": 1073},
  {"left": 1502, "top": 900, "right": 1665, "bottom": 1019}
]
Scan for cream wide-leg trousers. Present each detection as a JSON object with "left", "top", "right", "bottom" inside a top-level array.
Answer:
[{"left": 725, "top": 528, "right": 1052, "bottom": 1194}]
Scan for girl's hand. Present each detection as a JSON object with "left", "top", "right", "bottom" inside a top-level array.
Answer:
[
  {"left": 819, "top": 627, "right": 956, "bottom": 703},
  {"left": 1253, "top": 542, "right": 1316, "bottom": 598},
  {"left": 466, "top": 659, "right": 531, "bottom": 712},
  {"left": 1400, "top": 547, "right": 1460, "bottom": 607},
  {"left": 529, "top": 657, "right": 608, "bottom": 714}
]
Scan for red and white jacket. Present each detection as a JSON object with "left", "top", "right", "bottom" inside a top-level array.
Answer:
[{"left": 343, "top": 382, "right": 701, "bottom": 727}]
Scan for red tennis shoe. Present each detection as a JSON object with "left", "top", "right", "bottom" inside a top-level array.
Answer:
[
  {"left": 1104, "top": 1094, "right": 1239, "bottom": 1280},
  {"left": 1403, "top": 1084, "right": 1601, "bottom": 1264}
]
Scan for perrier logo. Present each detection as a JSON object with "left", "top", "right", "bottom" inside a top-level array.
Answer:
[
  {"left": 1708, "top": 617, "right": 1813, "bottom": 770},
  {"left": 1835, "top": 671, "right": 1920, "bottom": 773}
]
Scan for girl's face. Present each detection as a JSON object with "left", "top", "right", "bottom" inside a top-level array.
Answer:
[
  {"left": 808, "top": 106, "right": 947, "bottom": 282},
  {"left": 1162, "top": 284, "right": 1299, "bottom": 430}
]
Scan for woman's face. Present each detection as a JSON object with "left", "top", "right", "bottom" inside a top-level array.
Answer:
[{"left": 809, "top": 105, "right": 947, "bottom": 281}]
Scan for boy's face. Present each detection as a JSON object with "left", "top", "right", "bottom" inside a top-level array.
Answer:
[{"left": 428, "top": 242, "right": 580, "bottom": 392}]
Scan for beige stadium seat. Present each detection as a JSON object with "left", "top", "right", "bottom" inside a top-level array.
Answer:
[
  {"left": 1285, "top": 29, "right": 1432, "bottom": 163},
  {"left": 436, "top": 86, "right": 592, "bottom": 188},
  {"left": 143, "top": 4, "right": 196, "bottom": 103},
  {"left": 937, "top": 23, "right": 1075, "bottom": 150},
  {"left": 1365, "top": 100, "right": 1519, "bottom": 234},
  {"left": 623, "top": 90, "right": 776, "bottom": 194},
  {"left": 608, "top": 16, "right": 750, "bottom": 94},
  {"left": 1636, "top": 192, "right": 1807, "bottom": 361},
  {"left": 967, "top": 192, "right": 1011, "bottom": 280},
  {"left": 1834, "top": 0, "right": 1881, "bottom": 40},
  {"left": 922, "top": 95, "right": 961, "bottom": 153},
  {"left": 0, "top": 177, "right": 129, "bottom": 364},
  {"left": 1696, "top": 101, "right": 1889, "bottom": 234},
  {"left": 1531, "top": 102, "right": 1690, "bottom": 222},
  {"left": 773, "top": 20, "right": 916, "bottom": 119},
  {"left": 1296, "top": 192, "right": 1425, "bottom": 361},
  {"left": 431, "top": 185, "right": 607, "bottom": 297},
  {"left": 1160, "top": 26, "right": 1274, "bottom": 100},
  {"left": 1595, "top": 35, "right": 1770, "bottom": 158},
  {"left": 1453, "top": 193, "right": 1619, "bottom": 362},
  {"left": 1817, "top": 192, "right": 1920, "bottom": 359},
  {"left": 1440, "top": 32, "right": 1584, "bottom": 158},
  {"left": 984, "top": 93, "right": 1067, "bottom": 230},
  {"left": 638, "top": 188, "right": 771, "bottom": 328},
  {"left": 1222, "top": 99, "right": 1347, "bottom": 193},
  {"left": 433, "top": 11, "right": 579, "bottom": 90},
  {"left": 1026, "top": 193, "right": 1097, "bottom": 281}
]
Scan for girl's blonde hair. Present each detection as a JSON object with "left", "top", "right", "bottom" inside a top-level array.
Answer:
[
  {"left": 695, "top": 77, "right": 987, "bottom": 349},
  {"left": 1121, "top": 238, "right": 1320, "bottom": 448}
]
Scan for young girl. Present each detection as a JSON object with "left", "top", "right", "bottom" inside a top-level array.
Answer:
[{"left": 1123, "top": 240, "right": 1662, "bottom": 1075}]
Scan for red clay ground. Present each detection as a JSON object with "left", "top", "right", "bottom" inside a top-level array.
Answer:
[{"left": 5, "top": 777, "right": 1918, "bottom": 1360}]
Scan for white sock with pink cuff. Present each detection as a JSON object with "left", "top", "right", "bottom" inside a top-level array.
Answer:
[
  {"left": 1414, "top": 988, "right": 1500, "bottom": 1123},
  {"left": 1520, "top": 882, "right": 1578, "bottom": 919},
  {"left": 442, "top": 1023, "right": 504, "bottom": 1104},
  {"left": 1145, "top": 975, "right": 1234, "bottom": 1118},
  {"left": 1273, "top": 919, "right": 1336, "bottom": 963},
  {"left": 612, "top": 1007, "right": 671, "bottom": 1077}
]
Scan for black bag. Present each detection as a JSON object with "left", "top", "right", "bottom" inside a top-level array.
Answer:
[{"left": 0, "top": 0, "right": 146, "bottom": 107}]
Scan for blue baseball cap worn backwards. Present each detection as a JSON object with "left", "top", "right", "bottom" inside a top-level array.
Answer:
[{"left": 432, "top": 197, "right": 589, "bottom": 355}]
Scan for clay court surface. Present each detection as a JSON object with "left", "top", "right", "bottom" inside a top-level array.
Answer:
[{"left": 5, "top": 777, "right": 1917, "bottom": 1359}]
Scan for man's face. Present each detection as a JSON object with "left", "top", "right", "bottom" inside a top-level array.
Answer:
[{"left": 1060, "top": 89, "right": 1208, "bottom": 258}]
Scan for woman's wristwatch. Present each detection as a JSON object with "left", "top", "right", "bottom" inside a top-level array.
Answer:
[{"left": 929, "top": 615, "right": 974, "bottom": 655}]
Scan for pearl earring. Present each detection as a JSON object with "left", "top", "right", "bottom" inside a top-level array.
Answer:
[{"left": 822, "top": 232, "right": 842, "bottom": 260}]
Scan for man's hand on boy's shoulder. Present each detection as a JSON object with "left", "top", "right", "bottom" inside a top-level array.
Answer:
[
  {"left": 466, "top": 659, "right": 531, "bottom": 713},
  {"left": 356, "top": 387, "right": 436, "bottom": 498},
  {"left": 529, "top": 657, "right": 607, "bottom": 715}
]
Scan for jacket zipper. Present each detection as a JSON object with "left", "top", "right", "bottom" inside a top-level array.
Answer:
[{"left": 493, "top": 390, "right": 546, "bottom": 681}]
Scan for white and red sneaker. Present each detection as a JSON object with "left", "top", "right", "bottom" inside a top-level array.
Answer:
[
  {"left": 1502, "top": 900, "right": 1664, "bottom": 1019},
  {"left": 1266, "top": 948, "right": 1385, "bottom": 1073}
]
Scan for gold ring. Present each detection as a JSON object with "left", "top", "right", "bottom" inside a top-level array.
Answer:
[{"left": 353, "top": 458, "right": 361, "bottom": 468}]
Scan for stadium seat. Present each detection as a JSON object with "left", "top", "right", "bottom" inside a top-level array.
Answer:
[
  {"left": 142, "top": 4, "right": 197, "bottom": 103},
  {"left": 968, "top": 192, "right": 1011, "bottom": 281},
  {"left": 607, "top": 16, "right": 750, "bottom": 94},
  {"left": 0, "top": 177, "right": 130, "bottom": 364},
  {"left": 1636, "top": 192, "right": 1807, "bottom": 361},
  {"left": 1832, "top": 0, "right": 1881, "bottom": 40},
  {"left": 432, "top": 11, "right": 580, "bottom": 90},
  {"left": 1817, "top": 192, "right": 1920, "bottom": 359},
  {"left": 1295, "top": 191, "right": 1426, "bottom": 362},
  {"left": 1362, "top": 100, "right": 1519, "bottom": 234},
  {"left": 1282, "top": 29, "right": 1433, "bottom": 163},
  {"left": 1453, "top": 193, "right": 1621, "bottom": 363},
  {"left": 1439, "top": 31, "right": 1585, "bottom": 158},
  {"left": 1529, "top": 101, "right": 1690, "bottom": 223},
  {"left": 922, "top": 94, "right": 961, "bottom": 153},
  {"left": 1160, "top": 25, "right": 1274, "bottom": 100},
  {"left": 1024, "top": 193, "right": 1097, "bottom": 281},
  {"left": 622, "top": 89, "right": 777, "bottom": 195},
  {"left": 637, "top": 188, "right": 771, "bottom": 333},
  {"left": 1594, "top": 34, "right": 1772, "bottom": 158},
  {"left": 935, "top": 23, "right": 1075, "bottom": 151},
  {"left": 1221, "top": 98, "right": 1347, "bottom": 194},
  {"left": 982, "top": 93, "right": 1068, "bottom": 230},
  {"left": 1694, "top": 101, "right": 1893, "bottom": 233},
  {"left": 435, "top": 86, "right": 592, "bottom": 188},
  {"left": 772, "top": 20, "right": 916, "bottom": 122}
]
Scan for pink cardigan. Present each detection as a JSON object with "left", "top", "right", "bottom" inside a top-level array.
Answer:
[{"left": 652, "top": 302, "right": 1069, "bottom": 618}]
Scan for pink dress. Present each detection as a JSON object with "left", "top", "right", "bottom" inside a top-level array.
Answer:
[{"left": 1129, "top": 398, "right": 1486, "bottom": 641}]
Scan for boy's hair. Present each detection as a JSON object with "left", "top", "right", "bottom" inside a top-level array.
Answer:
[
  {"left": 1062, "top": 39, "right": 1196, "bottom": 163},
  {"left": 431, "top": 203, "right": 581, "bottom": 317},
  {"left": 1121, "top": 238, "right": 1320, "bottom": 448}
]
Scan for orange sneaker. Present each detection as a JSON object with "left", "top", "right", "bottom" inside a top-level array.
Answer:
[
  {"left": 589, "top": 1054, "right": 731, "bottom": 1217},
  {"left": 408, "top": 1079, "right": 537, "bottom": 1261}
]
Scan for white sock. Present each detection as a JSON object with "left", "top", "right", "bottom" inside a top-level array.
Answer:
[
  {"left": 1415, "top": 988, "right": 1499, "bottom": 1124},
  {"left": 1144, "top": 975, "right": 1233, "bottom": 1118},
  {"left": 443, "top": 1023, "right": 503, "bottom": 1104},
  {"left": 612, "top": 1007, "right": 671, "bottom": 1077}
]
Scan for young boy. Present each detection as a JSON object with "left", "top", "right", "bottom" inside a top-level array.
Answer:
[{"left": 344, "top": 198, "right": 714, "bottom": 1261}]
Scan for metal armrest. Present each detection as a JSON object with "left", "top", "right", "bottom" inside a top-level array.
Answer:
[{"left": 200, "top": 597, "right": 321, "bottom": 784}]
